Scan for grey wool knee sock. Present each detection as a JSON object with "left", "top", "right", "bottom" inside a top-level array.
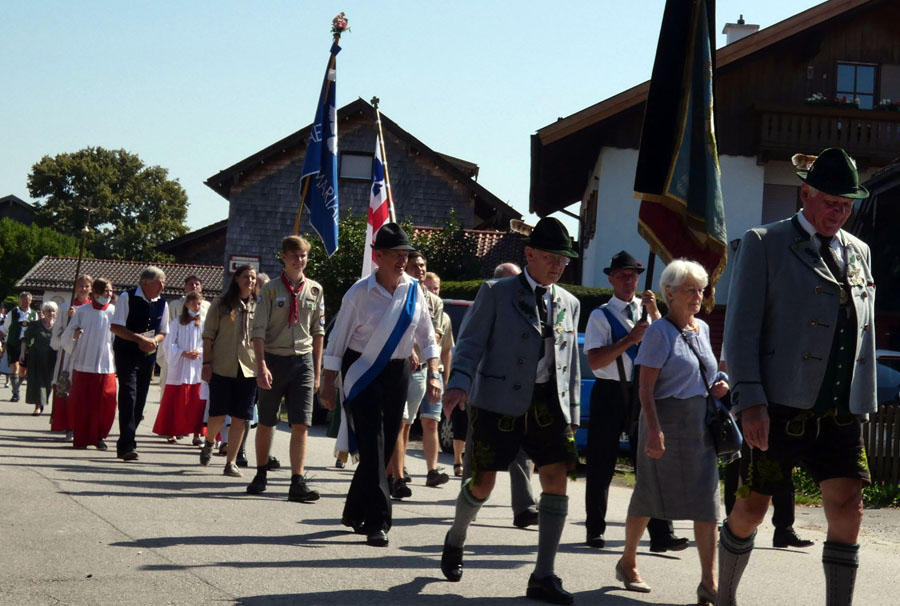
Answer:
[
  {"left": 716, "top": 522, "right": 755, "bottom": 606},
  {"left": 10, "top": 374, "right": 19, "bottom": 396},
  {"left": 447, "top": 478, "right": 486, "bottom": 548},
  {"left": 534, "top": 493, "right": 568, "bottom": 579},
  {"left": 823, "top": 541, "right": 859, "bottom": 606}
]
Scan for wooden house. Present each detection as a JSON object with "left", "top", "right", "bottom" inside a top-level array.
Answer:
[
  {"left": 530, "top": 0, "right": 900, "bottom": 303},
  {"left": 205, "top": 98, "right": 521, "bottom": 280}
]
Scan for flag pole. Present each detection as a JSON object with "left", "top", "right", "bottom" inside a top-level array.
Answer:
[
  {"left": 293, "top": 28, "right": 343, "bottom": 235},
  {"left": 370, "top": 97, "right": 396, "bottom": 222},
  {"left": 639, "top": 251, "right": 656, "bottom": 322},
  {"left": 54, "top": 198, "right": 93, "bottom": 399}
]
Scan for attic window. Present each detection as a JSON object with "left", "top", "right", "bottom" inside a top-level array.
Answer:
[
  {"left": 836, "top": 62, "right": 876, "bottom": 109},
  {"left": 339, "top": 152, "right": 374, "bottom": 181}
]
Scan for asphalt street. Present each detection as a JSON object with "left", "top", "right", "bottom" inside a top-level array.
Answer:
[{"left": 1, "top": 380, "right": 899, "bottom": 606}]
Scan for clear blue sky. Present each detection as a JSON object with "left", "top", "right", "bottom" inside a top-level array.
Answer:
[{"left": 1, "top": 0, "right": 822, "bottom": 237}]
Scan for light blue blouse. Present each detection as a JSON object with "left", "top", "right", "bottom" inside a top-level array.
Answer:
[{"left": 634, "top": 318, "right": 718, "bottom": 400}]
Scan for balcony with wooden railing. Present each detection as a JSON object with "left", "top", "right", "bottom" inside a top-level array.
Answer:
[{"left": 757, "top": 104, "right": 900, "bottom": 164}]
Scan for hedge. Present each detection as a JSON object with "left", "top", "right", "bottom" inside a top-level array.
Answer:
[{"left": 440, "top": 280, "right": 661, "bottom": 332}]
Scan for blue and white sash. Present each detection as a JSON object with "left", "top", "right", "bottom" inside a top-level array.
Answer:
[
  {"left": 335, "top": 279, "right": 419, "bottom": 457},
  {"left": 600, "top": 306, "right": 637, "bottom": 361}
]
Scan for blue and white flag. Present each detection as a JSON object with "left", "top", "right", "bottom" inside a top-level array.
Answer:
[{"left": 300, "top": 42, "right": 341, "bottom": 256}]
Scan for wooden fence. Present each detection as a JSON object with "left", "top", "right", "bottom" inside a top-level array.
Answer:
[{"left": 863, "top": 403, "right": 900, "bottom": 486}]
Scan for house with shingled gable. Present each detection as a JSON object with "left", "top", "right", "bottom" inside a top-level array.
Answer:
[{"left": 205, "top": 97, "right": 521, "bottom": 281}]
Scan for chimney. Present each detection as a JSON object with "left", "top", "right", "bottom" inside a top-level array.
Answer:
[{"left": 722, "top": 14, "right": 759, "bottom": 45}]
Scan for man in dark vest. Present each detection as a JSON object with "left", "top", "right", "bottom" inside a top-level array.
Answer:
[
  {"left": 720, "top": 148, "right": 876, "bottom": 606},
  {"left": 110, "top": 267, "right": 169, "bottom": 461}
]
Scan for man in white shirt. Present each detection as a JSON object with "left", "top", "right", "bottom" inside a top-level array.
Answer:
[
  {"left": 320, "top": 223, "right": 440, "bottom": 548},
  {"left": 583, "top": 250, "right": 687, "bottom": 553},
  {"left": 110, "top": 267, "right": 169, "bottom": 461}
]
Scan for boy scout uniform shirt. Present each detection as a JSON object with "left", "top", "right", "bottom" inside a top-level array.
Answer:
[
  {"left": 252, "top": 277, "right": 325, "bottom": 356},
  {"left": 412, "top": 288, "right": 443, "bottom": 361},
  {"left": 203, "top": 298, "right": 257, "bottom": 378},
  {"left": 436, "top": 311, "right": 454, "bottom": 372}
]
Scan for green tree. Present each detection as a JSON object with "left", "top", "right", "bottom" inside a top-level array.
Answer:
[
  {"left": 27, "top": 147, "right": 189, "bottom": 261},
  {"left": 406, "top": 211, "right": 481, "bottom": 281},
  {"left": 0, "top": 218, "right": 82, "bottom": 300}
]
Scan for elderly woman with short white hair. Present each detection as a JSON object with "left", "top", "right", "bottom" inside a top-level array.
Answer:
[{"left": 614, "top": 259, "right": 729, "bottom": 605}]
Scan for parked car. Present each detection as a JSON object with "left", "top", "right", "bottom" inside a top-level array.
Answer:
[
  {"left": 875, "top": 349, "right": 900, "bottom": 405},
  {"left": 438, "top": 299, "right": 472, "bottom": 453}
]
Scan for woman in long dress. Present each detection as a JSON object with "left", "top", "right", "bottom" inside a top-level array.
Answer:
[
  {"left": 21, "top": 302, "right": 59, "bottom": 416},
  {"left": 152, "top": 292, "right": 206, "bottom": 442},
  {"left": 615, "top": 259, "right": 729, "bottom": 605}
]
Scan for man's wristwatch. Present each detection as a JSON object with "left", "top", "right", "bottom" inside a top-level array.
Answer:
[{"left": 428, "top": 371, "right": 442, "bottom": 381}]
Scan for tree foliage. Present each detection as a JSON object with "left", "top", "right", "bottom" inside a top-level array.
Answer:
[
  {"left": 304, "top": 210, "right": 484, "bottom": 317},
  {"left": 0, "top": 218, "right": 82, "bottom": 300},
  {"left": 405, "top": 211, "right": 482, "bottom": 281},
  {"left": 27, "top": 147, "right": 189, "bottom": 261}
]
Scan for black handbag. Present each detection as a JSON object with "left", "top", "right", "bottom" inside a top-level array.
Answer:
[{"left": 666, "top": 318, "right": 743, "bottom": 461}]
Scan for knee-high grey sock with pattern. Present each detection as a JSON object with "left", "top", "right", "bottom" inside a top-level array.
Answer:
[
  {"left": 447, "top": 478, "right": 486, "bottom": 548},
  {"left": 823, "top": 541, "right": 859, "bottom": 606},
  {"left": 716, "top": 522, "right": 756, "bottom": 606},
  {"left": 534, "top": 493, "right": 568, "bottom": 579},
  {"left": 10, "top": 373, "right": 19, "bottom": 397}
]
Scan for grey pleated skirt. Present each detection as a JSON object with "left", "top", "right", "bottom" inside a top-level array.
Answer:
[{"left": 627, "top": 395, "right": 721, "bottom": 522}]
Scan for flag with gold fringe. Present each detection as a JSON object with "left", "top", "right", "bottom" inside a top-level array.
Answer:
[{"left": 634, "top": 0, "right": 727, "bottom": 310}]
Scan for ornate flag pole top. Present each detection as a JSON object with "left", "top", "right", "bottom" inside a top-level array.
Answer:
[{"left": 293, "top": 13, "right": 350, "bottom": 236}]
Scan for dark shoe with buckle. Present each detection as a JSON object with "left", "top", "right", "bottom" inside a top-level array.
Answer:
[
  {"left": 288, "top": 474, "right": 320, "bottom": 502},
  {"left": 440, "top": 532, "right": 463, "bottom": 582},
  {"left": 585, "top": 533, "right": 606, "bottom": 548},
  {"left": 426, "top": 468, "right": 449, "bottom": 487},
  {"left": 773, "top": 527, "right": 814, "bottom": 548},
  {"left": 95, "top": 439, "right": 108, "bottom": 451},
  {"left": 649, "top": 533, "right": 689, "bottom": 553},
  {"left": 514, "top": 509, "right": 539, "bottom": 529},
  {"left": 390, "top": 477, "right": 412, "bottom": 499},
  {"left": 246, "top": 473, "right": 267, "bottom": 494},
  {"left": 199, "top": 441, "right": 214, "bottom": 466},
  {"left": 235, "top": 449, "right": 248, "bottom": 468},
  {"left": 266, "top": 456, "right": 281, "bottom": 470},
  {"left": 119, "top": 451, "right": 139, "bottom": 461},
  {"left": 366, "top": 529, "right": 389, "bottom": 547},
  {"left": 526, "top": 573, "right": 574, "bottom": 605}
]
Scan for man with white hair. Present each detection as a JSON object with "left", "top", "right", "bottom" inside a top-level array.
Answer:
[
  {"left": 110, "top": 266, "right": 169, "bottom": 461},
  {"left": 720, "top": 147, "right": 876, "bottom": 606}
]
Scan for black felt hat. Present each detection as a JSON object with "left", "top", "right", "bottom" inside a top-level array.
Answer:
[
  {"left": 372, "top": 223, "right": 415, "bottom": 250},
  {"left": 524, "top": 217, "right": 579, "bottom": 259},
  {"left": 797, "top": 147, "right": 869, "bottom": 199},
  {"left": 603, "top": 250, "right": 645, "bottom": 275}
]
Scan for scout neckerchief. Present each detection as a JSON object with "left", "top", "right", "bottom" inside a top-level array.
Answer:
[{"left": 280, "top": 272, "right": 305, "bottom": 326}]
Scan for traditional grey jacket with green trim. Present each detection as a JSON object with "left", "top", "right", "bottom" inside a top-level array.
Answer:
[
  {"left": 446, "top": 275, "right": 581, "bottom": 424},
  {"left": 724, "top": 217, "right": 876, "bottom": 418}
]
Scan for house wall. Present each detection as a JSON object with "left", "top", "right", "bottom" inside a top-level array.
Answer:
[
  {"left": 582, "top": 148, "right": 762, "bottom": 302},
  {"left": 583, "top": 148, "right": 880, "bottom": 303}
]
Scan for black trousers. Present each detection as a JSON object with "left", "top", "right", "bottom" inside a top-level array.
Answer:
[
  {"left": 585, "top": 378, "right": 673, "bottom": 540},
  {"left": 341, "top": 351, "right": 410, "bottom": 533},
  {"left": 115, "top": 352, "right": 156, "bottom": 456},
  {"left": 723, "top": 442, "right": 795, "bottom": 529}
]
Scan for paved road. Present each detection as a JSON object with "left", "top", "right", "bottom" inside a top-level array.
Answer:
[{"left": 1, "top": 381, "right": 899, "bottom": 605}]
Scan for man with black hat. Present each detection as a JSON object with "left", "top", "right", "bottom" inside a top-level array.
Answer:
[
  {"left": 320, "top": 223, "right": 441, "bottom": 548},
  {"left": 719, "top": 147, "right": 875, "bottom": 606},
  {"left": 583, "top": 250, "right": 687, "bottom": 553},
  {"left": 440, "top": 217, "right": 581, "bottom": 605}
]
